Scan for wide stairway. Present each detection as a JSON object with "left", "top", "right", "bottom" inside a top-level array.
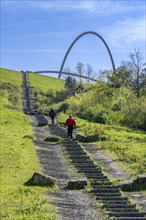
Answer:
[
  {"left": 48, "top": 123, "right": 146, "bottom": 220},
  {"left": 22, "top": 72, "right": 146, "bottom": 219}
]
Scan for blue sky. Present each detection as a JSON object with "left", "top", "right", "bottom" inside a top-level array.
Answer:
[{"left": 1, "top": 0, "right": 146, "bottom": 78}]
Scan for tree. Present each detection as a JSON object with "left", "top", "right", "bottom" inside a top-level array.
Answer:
[
  {"left": 65, "top": 76, "right": 76, "bottom": 96},
  {"left": 75, "top": 83, "right": 85, "bottom": 94},
  {"left": 99, "top": 69, "right": 113, "bottom": 82},
  {"left": 108, "top": 66, "right": 133, "bottom": 88},
  {"left": 86, "top": 64, "right": 94, "bottom": 84},
  {"left": 63, "top": 67, "right": 71, "bottom": 79},
  {"left": 85, "top": 64, "right": 96, "bottom": 84},
  {"left": 140, "top": 68, "right": 146, "bottom": 88},
  {"left": 75, "top": 62, "right": 84, "bottom": 83},
  {"left": 128, "top": 48, "right": 146, "bottom": 96}
]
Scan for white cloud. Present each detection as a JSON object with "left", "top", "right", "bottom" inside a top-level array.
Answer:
[
  {"left": 107, "top": 16, "right": 146, "bottom": 48},
  {"left": 2, "top": 0, "right": 145, "bottom": 14},
  {"left": 1, "top": 0, "right": 99, "bottom": 12}
]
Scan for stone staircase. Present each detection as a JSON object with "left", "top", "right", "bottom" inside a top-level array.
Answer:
[
  {"left": 22, "top": 71, "right": 32, "bottom": 113},
  {"left": 22, "top": 111, "right": 146, "bottom": 219},
  {"left": 22, "top": 73, "right": 146, "bottom": 219},
  {"left": 49, "top": 125, "right": 146, "bottom": 220},
  {"left": 22, "top": 71, "right": 49, "bottom": 127}
]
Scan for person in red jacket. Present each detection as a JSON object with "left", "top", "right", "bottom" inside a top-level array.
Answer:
[{"left": 65, "top": 115, "right": 76, "bottom": 139}]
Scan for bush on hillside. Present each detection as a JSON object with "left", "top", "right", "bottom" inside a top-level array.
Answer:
[
  {"left": 120, "top": 97, "right": 146, "bottom": 130},
  {"left": 66, "top": 83, "right": 146, "bottom": 131},
  {"left": 1, "top": 83, "right": 22, "bottom": 110},
  {"left": 57, "top": 102, "right": 69, "bottom": 113}
]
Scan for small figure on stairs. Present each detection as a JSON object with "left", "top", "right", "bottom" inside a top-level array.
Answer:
[
  {"left": 65, "top": 115, "right": 76, "bottom": 140},
  {"left": 49, "top": 108, "right": 56, "bottom": 125}
]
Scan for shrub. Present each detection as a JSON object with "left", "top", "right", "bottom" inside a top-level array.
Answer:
[{"left": 57, "top": 102, "right": 69, "bottom": 113}]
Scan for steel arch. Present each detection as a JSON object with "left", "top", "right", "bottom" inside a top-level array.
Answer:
[{"left": 58, "top": 31, "right": 116, "bottom": 78}]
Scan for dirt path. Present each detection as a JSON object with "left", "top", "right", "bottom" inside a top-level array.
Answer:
[
  {"left": 31, "top": 116, "right": 103, "bottom": 220},
  {"left": 82, "top": 143, "right": 131, "bottom": 182}
]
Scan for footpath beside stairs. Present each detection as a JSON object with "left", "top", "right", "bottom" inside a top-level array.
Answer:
[{"left": 48, "top": 123, "right": 146, "bottom": 220}]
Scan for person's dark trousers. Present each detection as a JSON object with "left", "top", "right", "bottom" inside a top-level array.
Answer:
[
  {"left": 51, "top": 116, "right": 55, "bottom": 125},
  {"left": 67, "top": 125, "right": 73, "bottom": 139}
]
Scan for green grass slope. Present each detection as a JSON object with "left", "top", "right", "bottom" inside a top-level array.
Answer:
[
  {"left": 29, "top": 73, "right": 65, "bottom": 112},
  {"left": 57, "top": 109, "right": 146, "bottom": 177},
  {"left": 0, "top": 68, "right": 57, "bottom": 220},
  {"left": 29, "top": 73, "right": 65, "bottom": 92}
]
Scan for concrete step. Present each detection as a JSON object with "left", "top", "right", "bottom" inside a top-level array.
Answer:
[
  {"left": 89, "top": 176, "right": 108, "bottom": 181},
  {"left": 75, "top": 164, "right": 98, "bottom": 169},
  {"left": 116, "top": 217, "right": 146, "bottom": 220},
  {"left": 65, "top": 149, "right": 85, "bottom": 153},
  {"left": 107, "top": 208, "right": 138, "bottom": 212},
  {"left": 109, "top": 212, "right": 146, "bottom": 217},
  {"left": 63, "top": 142, "right": 81, "bottom": 145},
  {"left": 67, "top": 152, "right": 87, "bottom": 156},
  {"left": 65, "top": 148, "right": 85, "bottom": 152},
  {"left": 86, "top": 174, "right": 108, "bottom": 179},
  {"left": 78, "top": 169, "right": 102, "bottom": 173},
  {"left": 64, "top": 148, "right": 83, "bottom": 152},
  {"left": 73, "top": 163, "right": 96, "bottom": 167},
  {"left": 96, "top": 196, "right": 128, "bottom": 201},
  {"left": 102, "top": 200, "right": 128, "bottom": 204},
  {"left": 71, "top": 159, "right": 93, "bottom": 163},
  {"left": 91, "top": 181, "right": 112, "bottom": 186},
  {"left": 104, "top": 204, "right": 136, "bottom": 209},
  {"left": 65, "top": 148, "right": 85, "bottom": 151},
  {"left": 74, "top": 162, "right": 95, "bottom": 166},
  {"left": 63, "top": 142, "right": 80, "bottom": 147},
  {"left": 64, "top": 141, "right": 82, "bottom": 145},
  {"left": 69, "top": 155, "right": 91, "bottom": 159},
  {"left": 85, "top": 173, "right": 106, "bottom": 177},
  {"left": 92, "top": 188, "right": 120, "bottom": 193},
  {"left": 78, "top": 168, "right": 102, "bottom": 173},
  {"left": 94, "top": 193, "right": 122, "bottom": 197}
]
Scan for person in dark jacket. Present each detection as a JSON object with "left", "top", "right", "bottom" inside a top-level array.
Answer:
[
  {"left": 49, "top": 108, "right": 56, "bottom": 125},
  {"left": 65, "top": 115, "right": 76, "bottom": 139}
]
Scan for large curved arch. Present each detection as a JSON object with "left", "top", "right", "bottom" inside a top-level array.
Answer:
[{"left": 58, "top": 31, "right": 116, "bottom": 78}]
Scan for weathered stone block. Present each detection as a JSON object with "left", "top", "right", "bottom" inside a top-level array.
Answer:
[
  {"left": 44, "top": 136, "right": 60, "bottom": 142},
  {"left": 66, "top": 178, "right": 88, "bottom": 190},
  {"left": 135, "top": 174, "right": 146, "bottom": 185},
  {"left": 24, "top": 172, "right": 56, "bottom": 186},
  {"left": 118, "top": 174, "right": 146, "bottom": 191},
  {"left": 86, "top": 135, "right": 98, "bottom": 142},
  {"left": 76, "top": 133, "right": 99, "bottom": 142},
  {"left": 75, "top": 133, "right": 87, "bottom": 142}
]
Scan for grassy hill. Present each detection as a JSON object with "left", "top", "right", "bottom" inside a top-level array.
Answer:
[
  {"left": 0, "top": 68, "right": 57, "bottom": 219},
  {"left": 1, "top": 67, "right": 145, "bottom": 219},
  {"left": 28, "top": 73, "right": 65, "bottom": 112},
  {"left": 29, "top": 73, "right": 65, "bottom": 92}
]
